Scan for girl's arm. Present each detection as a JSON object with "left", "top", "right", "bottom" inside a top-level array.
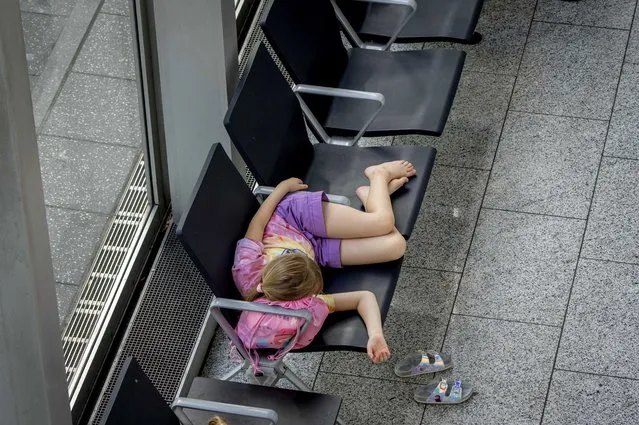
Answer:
[
  {"left": 245, "top": 178, "right": 308, "bottom": 241},
  {"left": 331, "top": 291, "right": 390, "bottom": 364}
]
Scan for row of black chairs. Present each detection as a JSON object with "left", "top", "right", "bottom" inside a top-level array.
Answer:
[{"left": 101, "top": 0, "right": 486, "bottom": 423}]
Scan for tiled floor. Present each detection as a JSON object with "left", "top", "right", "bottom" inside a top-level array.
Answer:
[
  {"left": 20, "top": 0, "right": 142, "bottom": 324},
  {"left": 202, "top": 0, "right": 639, "bottom": 423}
]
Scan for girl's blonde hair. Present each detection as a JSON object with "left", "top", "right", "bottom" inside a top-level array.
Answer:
[
  {"left": 208, "top": 416, "right": 227, "bottom": 425},
  {"left": 245, "top": 253, "right": 323, "bottom": 301}
]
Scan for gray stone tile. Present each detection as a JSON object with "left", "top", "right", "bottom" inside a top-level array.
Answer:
[
  {"left": 425, "top": 0, "right": 538, "bottom": 75},
  {"left": 55, "top": 282, "right": 78, "bottom": 323},
  {"left": 511, "top": 22, "right": 627, "bottom": 120},
  {"left": 358, "top": 135, "right": 393, "bottom": 147},
  {"left": 627, "top": 12, "right": 639, "bottom": 64},
  {"left": 321, "top": 268, "right": 460, "bottom": 383},
  {"left": 404, "top": 166, "right": 489, "bottom": 272},
  {"left": 314, "top": 373, "right": 424, "bottom": 425},
  {"left": 556, "top": 259, "right": 639, "bottom": 379},
  {"left": 46, "top": 206, "right": 108, "bottom": 285},
  {"left": 201, "top": 329, "right": 322, "bottom": 390},
  {"left": 101, "top": 0, "right": 129, "bottom": 15},
  {"left": 582, "top": 157, "right": 639, "bottom": 264},
  {"left": 394, "top": 71, "right": 515, "bottom": 170},
  {"left": 21, "top": 12, "right": 65, "bottom": 75},
  {"left": 390, "top": 42, "right": 424, "bottom": 51},
  {"left": 542, "top": 370, "right": 639, "bottom": 425},
  {"left": 484, "top": 112, "right": 607, "bottom": 218},
  {"left": 38, "top": 135, "right": 138, "bottom": 214},
  {"left": 454, "top": 209, "right": 584, "bottom": 326},
  {"left": 42, "top": 72, "right": 141, "bottom": 146},
  {"left": 424, "top": 315, "right": 560, "bottom": 425},
  {"left": 74, "top": 13, "right": 135, "bottom": 79},
  {"left": 606, "top": 63, "right": 639, "bottom": 160},
  {"left": 535, "top": 0, "right": 636, "bottom": 29},
  {"left": 20, "top": 0, "right": 76, "bottom": 15}
]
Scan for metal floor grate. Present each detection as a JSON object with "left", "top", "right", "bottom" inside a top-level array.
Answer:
[
  {"left": 89, "top": 223, "right": 212, "bottom": 424},
  {"left": 63, "top": 155, "right": 149, "bottom": 396}
]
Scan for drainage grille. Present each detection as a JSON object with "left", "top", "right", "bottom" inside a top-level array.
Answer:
[
  {"left": 89, "top": 224, "right": 212, "bottom": 425},
  {"left": 63, "top": 155, "right": 150, "bottom": 395}
]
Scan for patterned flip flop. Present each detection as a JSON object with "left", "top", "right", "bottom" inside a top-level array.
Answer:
[
  {"left": 414, "top": 378, "right": 473, "bottom": 404},
  {"left": 394, "top": 350, "right": 452, "bottom": 377}
]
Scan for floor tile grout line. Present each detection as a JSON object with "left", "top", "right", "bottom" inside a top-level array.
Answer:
[
  {"left": 437, "top": 0, "right": 541, "bottom": 359},
  {"left": 481, "top": 206, "right": 587, "bottom": 221},
  {"left": 451, "top": 312, "right": 562, "bottom": 329},
  {"left": 21, "top": 9, "right": 70, "bottom": 18},
  {"left": 538, "top": 5, "right": 637, "bottom": 421},
  {"left": 316, "top": 369, "right": 425, "bottom": 386},
  {"left": 311, "top": 352, "right": 325, "bottom": 391},
  {"left": 553, "top": 367, "right": 639, "bottom": 383},
  {"left": 39, "top": 131, "right": 142, "bottom": 151},
  {"left": 579, "top": 256, "right": 639, "bottom": 267},
  {"left": 508, "top": 108, "right": 611, "bottom": 123},
  {"left": 435, "top": 163, "right": 492, "bottom": 173},
  {"left": 401, "top": 265, "right": 463, "bottom": 276},
  {"left": 72, "top": 69, "right": 136, "bottom": 82},
  {"left": 45, "top": 204, "right": 112, "bottom": 217},
  {"left": 56, "top": 281, "right": 82, "bottom": 288},
  {"left": 532, "top": 19, "right": 632, "bottom": 32},
  {"left": 603, "top": 154, "right": 639, "bottom": 161}
]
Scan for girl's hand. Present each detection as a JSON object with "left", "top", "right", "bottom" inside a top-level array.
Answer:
[
  {"left": 367, "top": 331, "right": 391, "bottom": 364},
  {"left": 278, "top": 178, "right": 308, "bottom": 193}
]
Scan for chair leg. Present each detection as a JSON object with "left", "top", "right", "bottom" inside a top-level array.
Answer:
[
  {"left": 469, "top": 32, "right": 482, "bottom": 44},
  {"left": 280, "top": 363, "right": 312, "bottom": 391}
]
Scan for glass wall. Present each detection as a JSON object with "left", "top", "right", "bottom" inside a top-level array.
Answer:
[{"left": 18, "top": 0, "right": 167, "bottom": 418}]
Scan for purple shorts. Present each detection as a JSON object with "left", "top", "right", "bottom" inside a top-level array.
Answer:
[{"left": 274, "top": 191, "right": 342, "bottom": 268}]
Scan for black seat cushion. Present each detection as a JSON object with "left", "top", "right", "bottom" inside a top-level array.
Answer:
[
  {"left": 187, "top": 377, "right": 342, "bottom": 425},
  {"left": 338, "top": 0, "right": 485, "bottom": 42},
  {"left": 325, "top": 47, "right": 466, "bottom": 136},
  {"left": 305, "top": 143, "right": 436, "bottom": 238}
]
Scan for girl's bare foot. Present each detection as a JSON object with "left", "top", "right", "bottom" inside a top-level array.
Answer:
[
  {"left": 367, "top": 332, "right": 391, "bottom": 364},
  {"left": 356, "top": 177, "right": 409, "bottom": 207},
  {"left": 364, "top": 160, "right": 416, "bottom": 182}
]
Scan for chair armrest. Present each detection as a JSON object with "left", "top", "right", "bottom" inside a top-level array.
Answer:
[
  {"left": 331, "top": 0, "right": 417, "bottom": 50},
  {"left": 293, "top": 83, "right": 385, "bottom": 146},
  {"left": 210, "top": 298, "right": 313, "bottom": 363},
  {"left": 253, "top": 185, "right": 351, "bottom": 206},
  {"left": 212, "top": 298, "right": 312, "bottom": 324},
  {"left": 172, "top": 397, "right": 278, "bottom": 425}
]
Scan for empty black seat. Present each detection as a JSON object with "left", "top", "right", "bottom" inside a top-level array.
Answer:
[
  {"left": 101, "top": 356, "right": 341, "bottom": 425},
  {"left": 224, "top": 44, "right": 436, "bottom": 239},
  {"left": 260, "top": 0, "right": 466, "bottom": 137},
  {"left": 177, "top": 143, "right": 403, "bottom": 355},
  {"left": 336, "top": 0, "right": 485, "bottom": 44}
]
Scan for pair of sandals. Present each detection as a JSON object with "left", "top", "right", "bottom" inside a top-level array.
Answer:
[{"left": 394, "top": 350, "right": 473, "bottom": 404}]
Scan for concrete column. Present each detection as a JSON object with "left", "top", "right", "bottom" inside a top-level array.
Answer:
[
  {"left": 151, "top": 0, "right": 239, "bottom": 223},
  {"left": 0, "top": 0, "right": 73, "bottom": 424}
]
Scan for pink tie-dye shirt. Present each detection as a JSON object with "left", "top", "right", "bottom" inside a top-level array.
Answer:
[{"left": 232, "top": 213, "right": 334, "bottom": 352}]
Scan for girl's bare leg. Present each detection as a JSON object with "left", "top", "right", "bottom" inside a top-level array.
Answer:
[
  {"left": 340, "top": 227, "right": 406, "bottom": 266},
  {"left": 322, "top": 160, "right": 416, "bottom": 239},
  {"left": 355, "top": 176, "right": 409, "bottom": 211}
]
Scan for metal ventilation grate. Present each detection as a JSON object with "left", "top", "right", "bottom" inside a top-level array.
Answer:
[
  {"left": 63, "top": 155, "right": 149, "bottom": 395},
  {"left": 89, "top": 224, "right": 212, "bottom": 425}
]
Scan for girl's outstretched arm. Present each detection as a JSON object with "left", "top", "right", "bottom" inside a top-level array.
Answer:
[
  {"left": 245, "top": 178, "right": 308, "bottom": 241},
  {"left": 331, "top": 291, "right": 390, "bottom": 364}
]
